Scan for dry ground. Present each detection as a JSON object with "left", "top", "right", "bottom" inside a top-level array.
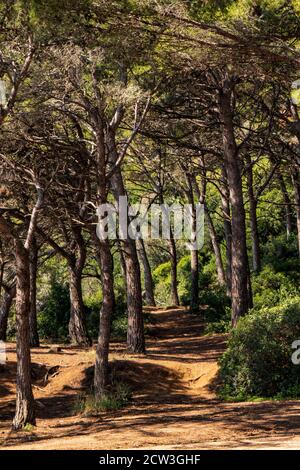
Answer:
[{"left": 0, "top": 307, "right": 300, "bottom": 450}]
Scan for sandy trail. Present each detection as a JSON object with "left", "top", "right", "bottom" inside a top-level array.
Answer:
[{"left": 1, "top": 308, "right": 300, "bottom": 450}]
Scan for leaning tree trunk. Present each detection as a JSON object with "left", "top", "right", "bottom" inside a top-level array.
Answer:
[
  {"left": 292, "top": 171, "right": 300, "bottom": 258},
  {"left": 94, "top": 236, "right": 115, "bottom": 398},
  {"left": 246, "top": 156, "right": 261, "bottom": 272},
  {"left": 193, "top": 174, "right": 226, "bottom": 288},
  {"left": 0, "top": 285, "right": 16, "bottom": 341},
  {"left": 12, "top": 242, "right": 35, "bottom": 430},
  {"left": 206, "top": 209, "right": 226, "bottom": 286},
  {"left": 137, "top": 238, "right": 156, "bottom": 306},
  {"left": 219, "top": 78, "right": 249, "bottom": 327},
  {"left": 29, "top": 238, "right": 39, "bottom": 347}
]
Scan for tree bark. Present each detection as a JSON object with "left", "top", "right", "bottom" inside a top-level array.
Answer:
[
  {"left": 68, "top": 264, "right": 90, "bottom": 346},
  {"left": 93, "top": 236, "right": 115, "bottom": 398},
  {"left": 68, "top": 227, "right": 90, "bottom": 346},
  {"left": 221, "top": 168, "right": 233, "bottom": 297},
  {"left": 29, "top": 238, "right": 39, "bottom": 347},
  {"left": 168, "top": 234, "right": 180, "bottom": 307},
  {"left": 90, "top": 99, "right": 115, "bottom": 397},
  {"left": 110, "top": 167, "right": 145, "bottom": 354},
  {"left": 117, "top": 238, "right": 127, "bottom": 291},
  {"left": 219, "top": 77, "right": 249, "bottom": 327},
  {"left": 12, "top": 242, "right": 35, "bottom": 429},
  {"left": 206, "top": 209, "right": 226, "bottom": 285},
  {"left": 137, "top": 238, "right": 156, "bottom": 306},
  {"left": 185, "top": 175, "right": 199, "bottom": 311},
  {"left": 0, "top": 284, "right": 16, "bottom": 341},
  {"left": 193, "top": 174, "right": 226, "bottom": 287},
  {"left": 246, "top": 156, "right": 261, "bottom": 272},
  {"left": 159, "top": 190, "right": 180, "bottom": 307},
  {"left": 190, "top": 246, "right": 199, "bottom": 312},
  {"left": 123, "top": 237, "right": 145, "bottom": 353}
]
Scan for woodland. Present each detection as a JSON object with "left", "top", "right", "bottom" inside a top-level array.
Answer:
[{"left": 0, "top": 0, "right": 299, "bottom": 449}]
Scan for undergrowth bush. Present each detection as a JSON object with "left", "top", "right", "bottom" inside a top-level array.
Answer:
[
  {"left": 252, "top": 265, "right": 300, "bottom": 309},
  {"left": 262, "top": 234, "right": 300, "bottom": 274},
  {"left": 38, "top": 280, "right": 70, "bottom": 341},
  {"left": 219, "top": 298, "right": 300, "bottom": 400}
]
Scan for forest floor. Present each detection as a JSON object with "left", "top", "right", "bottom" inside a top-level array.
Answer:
[{"left": 1, "top": 307, "right": 300, "bottom": 450}]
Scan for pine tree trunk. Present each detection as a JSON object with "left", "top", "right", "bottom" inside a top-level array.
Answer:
[
  {"left": 123, "top": 237, "right": 145, "bottom": 353},
  {"left": 91, "top": 107, "right": 115, "bottom": 395},
  {"left": 193, "top": 174, "right": 226, "bottom": 287},
  {"left": 248, "top": 197, "right": 260, "bottom": 272},
  {"left": 206, "top": 208, "right": 226, "bottom": 286},
  {"left": 12, "top": 243, "right": 35, "bottom": 430},
  {"left": 221, "top": 169, "right": 233, "bottom": 297},
  {"left": 137, "top": 239, "right": 156, "bottom": 306},
  {"left": 185, "top": 175, "right": 199, "bottom": 311},
  {"left": 117, "top": 238, "right": 127, "bottom": 291},
  {"left": 190, "top": 199, "right": 199, "bottom": 312},
  {"left": 29, "top": 238, "right": 39, "bottom": 347},
  {"left": 94, "top": 237, "right": 114, "bottom": 398},
  {"left": 110, "top": 167, "right": 145, "bottom": 353},
  {"left": 158, "top": 191, "right": 180, "bottom": 307},
  {"left": 219, "top": 78, "right": 249, "bottom": 327},
  {"left": 246, "top": 156, "right": 261, "bottom": 272},
  {"left": 0, "top": 285, "right": 16, "bottom": 341},
  {"left": 190, "top": 247, "right": 199, "bottom": 311},
  {"left": 68, "top": 266, "right": 90, "bottom": 346},
  {"left": 168, "top": 234, "right": 180, "bottom": 307}
]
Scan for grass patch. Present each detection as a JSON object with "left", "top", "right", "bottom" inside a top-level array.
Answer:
[
  {"left": 23, "top": 423, "right": 35, "bottom": 432},
  {"left": 74, "top": 382, "right": 132, "bottom": 416}
]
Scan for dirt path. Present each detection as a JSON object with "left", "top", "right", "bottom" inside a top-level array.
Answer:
[{"left": 1, "top": 308, "right": 300, "bottom": 450}]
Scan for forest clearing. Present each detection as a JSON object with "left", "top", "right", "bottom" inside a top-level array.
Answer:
[{"left": 1, "top": 308, "right": 300, "bottom": 450}]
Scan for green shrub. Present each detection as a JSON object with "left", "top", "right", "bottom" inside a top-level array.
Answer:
[
  {"left": 219, "top": 298, "right": 300, "bottom": 400},
  {"left": 111, "top": 315, "right": 128, "bottom": 338},
  {"left": 262, "top": 234, "right": 299, "bottom": 273},
  {"left": 38, "top": 280, "right": 70, "bottom": 341},
  {"left": 252, "top": 265, "right": 300, "bottom": 309},
  {"left": 85, "top": 290, "right": 102, "bottom": 339},
  {"left": 153, "top": 261, "right": 172, "bottom": 305},
  {"left": 153, "top": 253, "right": 216, "bottom": 307},
  {"left": 200, "top": 287, "right": 231, "bottom": 323},
  {"left": 204, "top": 318, "right": 231, "bottom": 334}
]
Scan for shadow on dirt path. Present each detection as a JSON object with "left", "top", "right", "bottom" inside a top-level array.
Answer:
[{"left": 1, "top": 307, "right": 300, "bottom": 450}]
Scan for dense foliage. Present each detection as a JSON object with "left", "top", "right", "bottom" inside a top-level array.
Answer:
[{"left": 219, "top": 298, "right": 300, "bottom": 400}]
